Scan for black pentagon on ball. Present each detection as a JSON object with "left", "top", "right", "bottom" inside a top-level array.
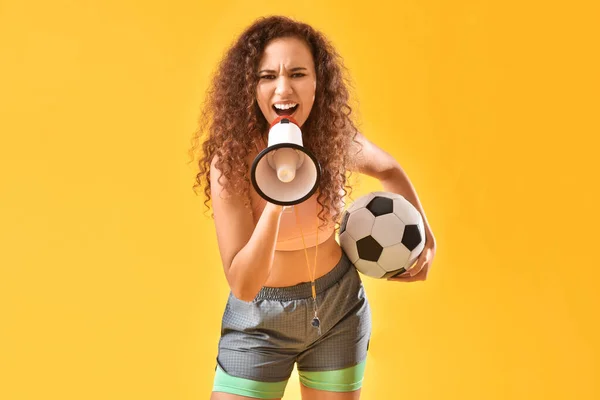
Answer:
[
  {"left": 402, "top": 224, "right": 422, "bottom": 251},
  {"left": 339, "top": 211, "right": 350, "bottom": 235},
  {"left": 356, "top": 235, "right": 383, "bottom": 262},
  {"left": 366, "top": 196, "right": 394, "bottom": 217}
]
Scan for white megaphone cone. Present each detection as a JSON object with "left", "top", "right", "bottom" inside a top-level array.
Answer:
[{"left": 250, "top": 116, "right": 321, "bottom": 206}]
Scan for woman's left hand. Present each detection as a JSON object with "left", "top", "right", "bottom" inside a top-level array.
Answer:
[{"left": 387, "top": 233, "right": 436, "bottom": 282}]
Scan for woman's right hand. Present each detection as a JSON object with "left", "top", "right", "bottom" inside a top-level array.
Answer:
[{"left": 264, "top": 201, "right": 284, "bottom": 215}]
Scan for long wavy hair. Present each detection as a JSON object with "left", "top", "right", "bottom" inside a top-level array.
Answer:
[{"left": 188, "top": 15, "right": 363, "bottom": 228}]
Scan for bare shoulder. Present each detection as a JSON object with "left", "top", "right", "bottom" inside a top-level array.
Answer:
[{"left": 210, "top": 155, "right": 255, "bottom": 277}]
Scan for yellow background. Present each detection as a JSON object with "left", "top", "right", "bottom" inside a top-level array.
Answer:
[{"left": 1, "top": 0, "right": 598, "bottom": 399}]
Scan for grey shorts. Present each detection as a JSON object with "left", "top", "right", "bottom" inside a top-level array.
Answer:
[{"left": 214, "top": 250, "right": 372, "bottom": 389}]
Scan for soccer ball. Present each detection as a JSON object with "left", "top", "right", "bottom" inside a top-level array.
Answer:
[{"left": 339, "top": 191, "right": 426, "bottom": 279}]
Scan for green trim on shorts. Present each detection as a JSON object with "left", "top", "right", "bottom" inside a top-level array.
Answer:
[
  {"left": 213, "top": 365, "right": 288, "bottom": 399},
  {"left": 298, "top": 360, "right": 367, "bottom": 392}
]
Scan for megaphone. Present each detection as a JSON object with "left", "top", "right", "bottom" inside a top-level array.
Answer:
[{"left": 250, "top": 116, "right": 321, "bottom": 206}]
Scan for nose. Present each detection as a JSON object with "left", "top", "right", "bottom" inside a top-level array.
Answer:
[{"left": 274, "top": 76, "right": 293, "bottom": 96}]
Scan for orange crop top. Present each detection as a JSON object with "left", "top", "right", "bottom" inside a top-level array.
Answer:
[
  {"left": 251, "top": 191, "right": 337, "bottom": 251},
  {"left": 275, "top": 193, "right": 337, "bottom": 251}
]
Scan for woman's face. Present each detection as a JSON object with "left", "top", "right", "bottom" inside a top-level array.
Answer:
[{"left": 256, "top": 37, "right": 316, "bottom": 128}]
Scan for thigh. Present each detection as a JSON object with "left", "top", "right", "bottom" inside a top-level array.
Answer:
[
  {"left": 211, "top": 392, "right": 281, "bottom": 400},
  {"left": 300, "top": 384, "right": 361, "bottom": 400}
]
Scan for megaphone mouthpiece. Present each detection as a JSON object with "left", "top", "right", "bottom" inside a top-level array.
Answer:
[{"left": 268, "top": 148, "right": 302, "bottom": 182}]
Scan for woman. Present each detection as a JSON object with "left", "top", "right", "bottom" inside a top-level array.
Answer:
[{"left": 189, "top": 15, "right": 436, "bottom": 400}]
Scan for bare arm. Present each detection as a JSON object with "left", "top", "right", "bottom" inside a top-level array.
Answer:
[
  {"left": 210, "top": 155, "right": 284, "bottom": 302},
  {"left": 227, "top": 202, "right": 283, "bottom": 301},
  {"left": 351, "top": 132, "right": 436, "bottom": 245}
]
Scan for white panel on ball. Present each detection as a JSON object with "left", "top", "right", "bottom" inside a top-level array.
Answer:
[
  {"left": 346, "top": 193, "right": 375, "bottom": 214},
  {"left": 345, "top": 207, "right": 376, "bottom": 241},
  {"left": 392, "top": 197, "right": 423, "bottom": 225},
  {"left": 354, "top": 258, "right": 387, "bottom": 279},
  {"left": 339, "top": 231, "right": 360, "bottom": 264},
  {"left": 378, "top": 243, "right": 412, "bottom": 273},
  {"left": 371, "top": 214, "right": 406, "bottom": 247}
]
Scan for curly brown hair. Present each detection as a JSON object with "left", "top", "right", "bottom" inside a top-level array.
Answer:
[{"left": 188, "top": 15, "right": 363, "bottom": 229}]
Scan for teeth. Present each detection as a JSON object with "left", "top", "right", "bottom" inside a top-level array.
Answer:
[{"left": 274, "top": 103, "right": 298, "bottom": 110}]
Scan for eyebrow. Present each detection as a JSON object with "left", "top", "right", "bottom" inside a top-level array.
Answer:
[{"left": 258, "top": 67, "right": 308, "bottom": 74}]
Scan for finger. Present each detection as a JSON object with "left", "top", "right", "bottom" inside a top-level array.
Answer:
[
  {"left": 388, "top": 265, "right": 413, "bottom": 280},
  {"left": 417, "top": 263, "right": 430, "bottom": 280},
  {"left": 408, "top": 256, "right": 426, "bottom": 277},
  {"left": 389, "top": 267, "right": 422, "bottom": 281},
  {"left": 387, "top": 273, "right": 423, "bottom": 282},
  {"left": 388, "top": 263, "right": 429, "bottom": 282},
  {"left": 387, "top": 272, "right": 410, "bottom": 281},
  {"left": 387, "top": 260, "right": 421, "bottom": 281},
  {"left": 409, "top": 266, "right": 428, "bottom": 281}
]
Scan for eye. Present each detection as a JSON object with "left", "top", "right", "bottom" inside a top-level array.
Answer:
[
  {"left": 291, "top": 73, "right": 306, "bottom": 78},
  {"left": 260, "top": 75, "right": 276, "bottom": 80}
]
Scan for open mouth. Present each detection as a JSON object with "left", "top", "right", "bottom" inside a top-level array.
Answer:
[{"left": 272, "top": 104, "right": 299, "bottom": 117}]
